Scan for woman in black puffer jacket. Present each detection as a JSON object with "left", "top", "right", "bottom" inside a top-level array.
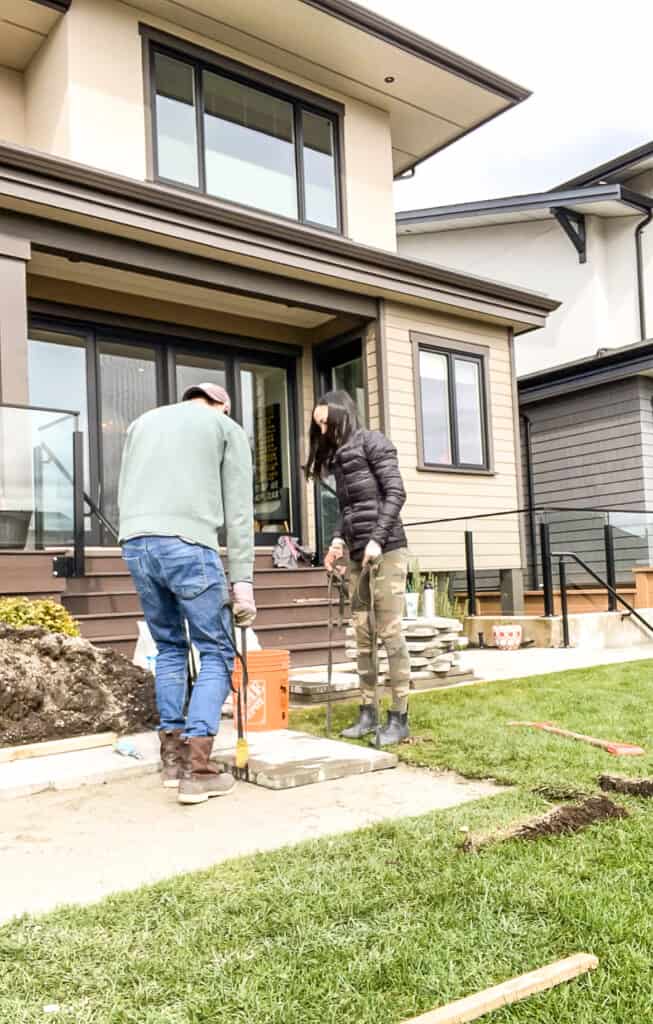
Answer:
[{"left": 305, "top": 390, "right": 411, "bottom": 745}]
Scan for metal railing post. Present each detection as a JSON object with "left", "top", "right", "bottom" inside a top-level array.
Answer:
[
  {"left": 72, "top": 431, "right": 85, "bottom": 577},
  {"left": 33, "top": 445, "right": 44, "bottom": 551},
  {"left": 540, "top": 521, "right": 554, "bottom": 617},
  {"left": 464, "top": 530, "right": 477, "bottom": 616},
  {"left": 559, "top": 556, "right": 570, "bottom": 647},
  {"left": 604, "top": 523, "right": 617, "bottom": 611}
]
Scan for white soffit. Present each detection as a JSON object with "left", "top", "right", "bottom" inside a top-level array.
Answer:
[
  {"left": 125, "top": 0, "right": 523, "bottom": 174},
  {"left": 398, "top": 199, "right": 641, "bottom": 234},
  {"left": 0, "top": 0, "right": 62, "bottom": 70}
]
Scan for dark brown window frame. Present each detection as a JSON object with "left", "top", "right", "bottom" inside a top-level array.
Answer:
[
  {"left": 411, "top": 331, "right": 494, "bottom": 475},
  {"left": 140, "top": 24, "right": 346, "bottom": 235}
]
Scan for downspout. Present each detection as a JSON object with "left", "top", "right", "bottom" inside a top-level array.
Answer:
[
  {"left": 635, "top": 207, "right": 653, "bottom": 341},
  {"left": 520, "top": 411, "right": 539, "bottom": 591}
]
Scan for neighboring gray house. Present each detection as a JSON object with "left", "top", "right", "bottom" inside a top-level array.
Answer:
[{"left": 519, "top": 343, "right": 653, "bottom": 585}]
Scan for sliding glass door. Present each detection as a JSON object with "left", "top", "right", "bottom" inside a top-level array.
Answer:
[{"left": 27, "top": 316, "right": 299, "bottom": 545}]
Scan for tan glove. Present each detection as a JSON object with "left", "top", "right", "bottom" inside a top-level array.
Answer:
[{"left": 233, "top": 581, "right": 257, "bottom": 627}]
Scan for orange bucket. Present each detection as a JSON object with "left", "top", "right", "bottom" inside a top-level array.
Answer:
[{"left": 231, "top": 649, "right": 290, "bottom": 731}]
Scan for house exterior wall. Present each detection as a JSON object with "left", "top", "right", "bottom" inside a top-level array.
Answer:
[
  {"left": 20, "top": 0, "right": 397, "bottom": 251},
  {"left": 521, "top": 377, "right": 653, "bottom": 583},
  {"left": 398, "top": 215, "right": 622, "bottom": 376},
  {"left": 383, "top": 302, "right": 522, "bottom": 573},
  {"left": 0, "top": 69, "right": 25, "bottom": 146}
]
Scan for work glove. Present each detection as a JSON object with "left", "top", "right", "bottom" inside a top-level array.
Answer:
[
  {"left": 233, "top": 581, "right": 257, "bottom": 628},
  {"left": 363, "top": 540, "right": 382, "bottom": 566},
  {"left": 324, "top": 539, "right": 345, "bottom": 574}
]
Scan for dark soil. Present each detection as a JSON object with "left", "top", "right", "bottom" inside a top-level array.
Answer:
[
  {"left": 462, "top": 796, "right": 628, "bottom": 852},
  {"left": 600, "top": 774, "right": 653, "bottom": 797},
  {"left": 0, "top": 624, "right": 158, "bottom": 747}
]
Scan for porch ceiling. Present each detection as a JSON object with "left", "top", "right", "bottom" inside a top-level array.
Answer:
[
  {"left": 0, "top": 0, "right": 68, "bottom": 71},
  {"left": 27, "top": 251, "right": 334, "bottom": 328},
  {"left": 124, "top": 0, "right": 528, "bottom": 176}
]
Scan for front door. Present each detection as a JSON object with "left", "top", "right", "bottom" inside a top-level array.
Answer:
[
  {"left": 27, "top": 316, "right": 299, "bottom": 546},
  {"left": 314, "top": 337, "right": 367, "bottom": 557}
]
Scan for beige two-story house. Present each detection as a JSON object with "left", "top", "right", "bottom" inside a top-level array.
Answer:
[{"left": 0, "top": 0, "right": 557, "bottom": 658}]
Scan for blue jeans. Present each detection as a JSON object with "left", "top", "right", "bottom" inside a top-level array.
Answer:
[{"left": 122, "top": 536, "right": 234, "bottom": 737}]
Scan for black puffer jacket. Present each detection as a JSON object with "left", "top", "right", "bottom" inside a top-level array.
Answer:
[{"left": 331, "top": 429, "right": 407, "bottom": 562}]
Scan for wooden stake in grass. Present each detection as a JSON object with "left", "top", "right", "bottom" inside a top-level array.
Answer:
[
  {"left": 403, "top": 953, "right": 598, "bottom": 1024},
  {"left": 462, "top": 796, "right": 628, "bottom": 853},
  {"left": 508, "top": 720, "right": 645, "bottom": 756},
  {"left": 0, "top": 732, "right": 117, "bottom": 764}
]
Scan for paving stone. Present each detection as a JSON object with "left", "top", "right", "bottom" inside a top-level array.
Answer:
[{"left": 212, "top": 724, "right": 397, "bottom": 790}]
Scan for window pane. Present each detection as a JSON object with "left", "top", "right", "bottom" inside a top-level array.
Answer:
[
  {"left": 204, "top": 72, "right": 297, "bottom": 219},
  {"left": 332, "top": 356, "right": 366, "bottom": 427},
  {"left": 154, "top": 53, "right": 199, "bottom": 187},
  {"left": 175, "top": 353, "right": 226, "bottom": 402},
  {"left": 302, "top": 110, "right": 337, "bottom": 228},
  {"left": 454, "top": 358, "right": 484, "bottom": 465},
  {"left": 99, "top": 343, "right": 158, "bottom": 529},
  {"left": 241, "top": 364, "right": 292, "bottom": 535},
  {"left": 28, "top": 330, "right": 91, "bottom": 540},
  {"left": 419, "top": 350, "right": 452, "bottom": 465}
]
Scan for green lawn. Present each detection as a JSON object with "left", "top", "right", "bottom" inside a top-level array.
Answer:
[{"left": 3, "top": 660, "right": 653, "bottom": 1024}]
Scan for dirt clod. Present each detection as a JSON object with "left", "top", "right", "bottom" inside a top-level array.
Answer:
[
  {"left": 462, "top": 795, "right": 628, "bottom": 852},
  {"left": 0, "top": 624, "right": 158, "bottom": 746},
  {"left": 599, "top": 774, "right": 653, "bottom": 797}
]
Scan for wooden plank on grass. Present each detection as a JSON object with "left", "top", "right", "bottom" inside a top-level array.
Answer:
[
  {"left": 0, "top": 732, "right": 118, "bottom": 764},
  {"left": 403, "top": 953, "right": 598, "bottom": 1024}
]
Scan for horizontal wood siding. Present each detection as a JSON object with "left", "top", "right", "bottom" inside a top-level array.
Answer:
[
  {"left": 384, "top": 302, "right": 522, "bottom": 572},
  {"left": 521, "top": 377, "right": 653, "bottom": 584}
]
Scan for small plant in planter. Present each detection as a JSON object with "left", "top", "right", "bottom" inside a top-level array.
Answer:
[
  {"left": 0, "top": 597, "right": 80, "bottom": 637},
  {"left": 404, "top": 559, "right": 422, "bottom": 619}
]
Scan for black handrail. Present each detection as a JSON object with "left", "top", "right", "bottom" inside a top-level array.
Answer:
[
  {"left": 38, "top": 440, "right": 119, "bottom": 543},
  {"left": 554, "top": 549, "right": 653, "bottom": 647}
]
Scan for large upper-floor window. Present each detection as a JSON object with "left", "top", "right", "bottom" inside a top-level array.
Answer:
[
  {"left": 149, "top": 38, "right": 342, "bottom": 232},
  {"left": 412, "top": 333, "right": 492, "bottom": 473}
]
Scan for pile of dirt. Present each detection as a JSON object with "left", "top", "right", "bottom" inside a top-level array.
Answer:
[{"left": 0, "top": 624, "right": 158, "bottom": 747}]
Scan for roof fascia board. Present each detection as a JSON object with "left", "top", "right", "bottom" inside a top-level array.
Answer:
[
  {"left": 0, "top": 144, "right": 559, "bottom": 317},
  {"left": 519, "top": 355, "right": 653, "bottom": 404},
  {"left": 555, "top": 140, "right": 653, "bottom": 189},
  {"left": 30, "top": 0, "right": 71, "bottom": 11},
  {"left": 396, "top": 185, "right": 626, "bottom": 227}
]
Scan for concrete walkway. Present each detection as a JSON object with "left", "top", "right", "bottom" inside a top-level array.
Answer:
[
  {"left": 456, "top": 642, "right": 653, "bottom": 687},
  {"left": 0, "top": 766, "right": 501, "bottom": 924}
]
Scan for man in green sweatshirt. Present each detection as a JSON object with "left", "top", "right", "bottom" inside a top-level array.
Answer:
[{"left": 118, "top": 383, "right": 255, "bottom": 805}]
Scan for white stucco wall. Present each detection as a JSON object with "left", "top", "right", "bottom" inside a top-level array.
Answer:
[
  {"left": 0, "top": 68, "right": 25, "bottom": 145},
  {"left": 398, "top": 211, "right": 649, "bottom": 375},
  {"left": 22, "top": 0, "right": 397, "bottom": 251}
]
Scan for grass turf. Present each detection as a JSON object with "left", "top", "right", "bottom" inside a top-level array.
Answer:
[{"left": 3, "top": 659, "right": 653, "bottom": 1023}]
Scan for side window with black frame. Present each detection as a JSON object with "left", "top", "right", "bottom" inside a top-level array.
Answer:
[
  {"left": 416, "top": 339, "right": 490, "bottom": 471},
  {"left": 149, "top": 37, "right": 342, "bottom": 232}
]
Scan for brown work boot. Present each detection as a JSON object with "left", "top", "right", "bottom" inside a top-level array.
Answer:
[
  {"left": 159, "top": 729, "right": 184, "bottom": 789},
  {"left": 177, "top": 736, "right": 236, "bottom": 805}
]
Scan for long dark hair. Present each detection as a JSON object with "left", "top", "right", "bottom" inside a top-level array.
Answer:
[{"left": 304, "top": 390, "right": 360, "bottom": 480}]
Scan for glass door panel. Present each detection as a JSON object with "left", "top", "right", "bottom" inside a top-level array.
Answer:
[
  {"left": 240, "top": 363, "right": 292, "bottom": 538},
  {"left": 98, "top": 341, "right": 158, "bottom": 531},
  {"left": 27, "top": 329, "right": 91, "bottom": 543},
  {"left": 175, "top": 352, "right": 226, "bottom": 401}
]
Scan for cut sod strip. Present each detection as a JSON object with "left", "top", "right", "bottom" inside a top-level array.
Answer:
[
  {"left": 403, "top": 953, "right": 598, "bottom": 1024},
  {"left": 461, "top": 796, "right": 628, "bottom": 852}
]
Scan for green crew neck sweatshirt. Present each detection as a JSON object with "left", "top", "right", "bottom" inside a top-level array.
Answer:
[{"left": 117, "top": 402, "right": 254, "bottom": 584}]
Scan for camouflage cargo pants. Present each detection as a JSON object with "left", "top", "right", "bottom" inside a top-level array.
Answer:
[{"left": 349, "top": 547, "right": 411, "bottom": 713}]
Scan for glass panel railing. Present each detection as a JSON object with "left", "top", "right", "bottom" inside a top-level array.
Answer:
[
  {"left": 608, "top": 511, "right": 653, "bottom": 581},
  {"left": 0, "top": 404, "right": 78, "bottom": 550},
  {"left": 539, "top": 508, "right": 608, "bottom": 587}
]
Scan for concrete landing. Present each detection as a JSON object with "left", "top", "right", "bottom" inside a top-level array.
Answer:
[{"left": 0, "top": 725, "right": 395, "bottom": 801}]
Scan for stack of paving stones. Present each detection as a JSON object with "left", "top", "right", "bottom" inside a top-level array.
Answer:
[{"left": 290, "top": 616, "right": 473, "bottom": 706}]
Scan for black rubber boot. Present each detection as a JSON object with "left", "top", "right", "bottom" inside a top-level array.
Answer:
[
  {"left": 340, "top": 703, "right": 378, "bottom": 739},
  {"left": 373, "top": 710, "right": 409, "bottom": 747}
]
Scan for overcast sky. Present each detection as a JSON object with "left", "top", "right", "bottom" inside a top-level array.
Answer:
[{"left": 357, "top": 0, "right": 653, "bottom": 212}]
